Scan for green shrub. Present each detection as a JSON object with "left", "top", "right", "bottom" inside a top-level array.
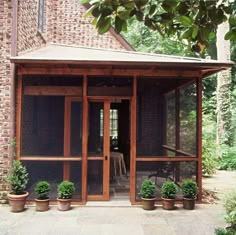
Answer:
[
  {"left": 214, "top": 228, "right": 228, "bottom": 235},
  {"left": 219, "top": 146, "right": 236, "bottom": 170},
  {"left": 140, "top": 179, "right": 157, "bottom": 199},
  {"left": 161, "top": 181, "right": 178, "bottom": 199},
  {"left": 6, "top": 160, "right": 29, "bottom": 195},
  {"left": 202, "top": 136, "right": 218, "bottom": 176},
  {"left": 181, "top": 179, "right": 198, "bottom": 199},
  {"left": 34, "top": 181, "right": 51, "bottom": 199},
  {"left": 57, "top": 181, "right": 75, "bottom": 199},
  {"left": 223, "top": 190, "right": 236, "bottom": 229},
  {"left": 216, "top": 190, "right": 236, "bottom": 235}
]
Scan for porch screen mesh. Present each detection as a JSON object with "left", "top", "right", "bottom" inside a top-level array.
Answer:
[
  {"left": 22, "top": 96, "right": 64, "bottom": 156},
  {"left": 136, "top": 78, "right": 164, "bottom": 157},
  {"left": 166, "top": 91, "right": 176, "bottom": 148},
  {"left": 180, "top": 83, "right": 197, "bottom": 155}
]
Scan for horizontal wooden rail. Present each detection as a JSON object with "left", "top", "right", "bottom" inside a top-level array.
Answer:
[
  {"left": 136, "top": 157, "right": 198, "bottom": 162},
  {"left": 20, "top": 156, "right": 82, "bottom": 161},
  {"left": 162, "top": 145, "right": 196, "bottom": 157},
  {"left": 87, "top": 157, "right": 104, "bottom": 160},
  {"left": 24, "top": 86, "right": 82, "bottom": 96}
]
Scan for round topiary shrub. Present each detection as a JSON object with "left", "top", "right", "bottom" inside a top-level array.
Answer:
[
  {"left": 57, "top": 181, "right": 75, "bottom": 199},
  {"left": 161, "top": 181, "right": 178, "bottom": 199},
  {"left": 34, "top": 181, "right": 51, "bottom": 200},
  {"left": 140, "top": 179, "right": 157, "bottom": 199},
  {"left": 181, "top": 179, "right": 198, "bottom": 199}
]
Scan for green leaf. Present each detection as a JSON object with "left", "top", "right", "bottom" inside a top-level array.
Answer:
[
  {"left": 229, "top": 15, "right": 236, "bottom": 26},
  {"left": 149, "top": 5, "right": 156, "bottom": 16},
  {"left": 192, "top": 26, "right": 198, "bottom": 39},
  {"left": 224, "top": 31, "right": 233, "bottom": 40},
  {"left": 97, "top": 17, "right": 111, "bottom": 34},
  {"left": 208, "top": 32, "right": 216, "bottom": 41},
  {"left": 118, "top": 7, "right": 131, "bottom": 20},
  {"left": 178, "top": 16, "right": 193, "bottom": 27},
  {"left": 180, "top": 28, "right": 192, "bottom": 39},
  {"left": 135, "top": 11, "right": 144, "bottom": 21},
  {"left": 123, "top": 2, "right": 135, "bottom": 9},
  {"left": 135, "top": 0, "right": 148, "bottom": 9},
  {"left": 84, "top": 5, "right": 97, "bottom": 17},
  {"left": 80, "top": 0, "right": 90, "bottom": 4},
  {"left": 122, "top": 21, "right": 128, "bottom": 32},
  {"left": 115, "top": 16, "right": 123, "bottom": 34}
]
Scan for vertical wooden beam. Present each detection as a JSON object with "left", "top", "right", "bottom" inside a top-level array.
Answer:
[
  {"left": 175, "top": 89, "right": 180, "bottom": 150},
  {"left": 16, "top": 75, "right": 23, "bottom": 160},
  {"left": 82, "top": 75, "right": 88, "bottom": 203},
  {"left": 174, "top": 89, "right": 180, "bottom": 182},
  {"left": 197, "top": 77, "right": 203, "bottom": 201},
  {"left": 103, "top": 100, "right": 110, "bottom": 200},
  {"left": 130, "top": 76, "right": 137, "bottom": 204},
  {"left": 63, "top": 97, "right": 71, "bottom": 180},
  {"left": 162, "top": 95, "right": 167, "bottom": 155}
]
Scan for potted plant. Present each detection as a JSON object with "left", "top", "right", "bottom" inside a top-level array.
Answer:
[
  {"left": 34, "top": 181, "right": 51, "bottom": 212},
  {"left": 57, "top": 180, "right": 75, "bottom": 211},
  {"left": 140, "top": 178, "right": 157, "bottom": 210},
  {"left": 161, "top": 181, "right": 178, "bottom": 210},
  {"left": 181, "top": 179, "right": 198, "bottom": 210},
  {"left": 6, "top": 160, "right": 29, "bottom": 212}
]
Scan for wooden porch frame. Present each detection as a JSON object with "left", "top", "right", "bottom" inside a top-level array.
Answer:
[{"left": 16, "top": 66, "right": 203, "bottom": 204}]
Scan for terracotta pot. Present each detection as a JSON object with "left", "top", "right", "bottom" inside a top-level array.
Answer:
[
  {"left": 183, "top": 197, "right": 195, "bottom": 210},
  {"left": 162, "top": 197, "right": 175, "bottom": 210},
  {"left": 8, "top": 192, "right": 29, "bottom": 212},
  {"left": 35, "top": 198, "right": 50, "bottom": 212},
  {"left": 57, "top": 198, "right": 71, "bottom": 211},
  {"left": 141, "top": 197, "right": 156, "bottom": 210}
]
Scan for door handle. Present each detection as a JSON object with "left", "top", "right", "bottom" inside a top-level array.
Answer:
[{"left": 105, "top": 156, "right": 108, "bottom": 160}]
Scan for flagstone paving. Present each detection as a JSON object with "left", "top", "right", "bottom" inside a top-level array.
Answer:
[
  {"left": 1, "top": 170, "right": 236, "bottom": 235},
  {"left": 0, "top": 204, "right": 225, "bottom": 235}
]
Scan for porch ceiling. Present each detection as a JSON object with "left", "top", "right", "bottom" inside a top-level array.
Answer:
[{"left": 11, "top": 43, "right": 233, "bottom": 78}]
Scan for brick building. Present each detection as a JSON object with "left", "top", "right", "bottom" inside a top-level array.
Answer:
[{"left": 0, "top": 1, "right": 231, "bottom": 204}]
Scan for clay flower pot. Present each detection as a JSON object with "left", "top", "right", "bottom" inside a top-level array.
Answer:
[
  {"left": 141, "top": 197, "right": 156, "bottom": 210},
  {"left": 162, "top": 197, "right": 175, "bottom": 210},
  {"left": 57, "top": 198, "right": 72, "bottom": 211},
  {"left": 8, "top": 191, "right": 29, "bottom": 212},
  {"left": 35, "top": 198, "right": 50, "bottom": 212},
  {"left": 183, "top": 197, "right": 195, "bottom": 210}
]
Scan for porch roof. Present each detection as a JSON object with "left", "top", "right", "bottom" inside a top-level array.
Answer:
[{"left": 11, "top": 43, "right": 233, "bottom": 77}]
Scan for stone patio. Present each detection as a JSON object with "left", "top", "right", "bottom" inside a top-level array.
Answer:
[{"left": 0, "top": 203, "right": 225, "bottom": 235}]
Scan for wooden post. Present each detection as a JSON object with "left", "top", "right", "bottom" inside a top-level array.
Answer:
[
  {"left": 103, "top": 100, "right": 110, "bottom": 200},
  {"left": 174, "top": 89, "right": 180, "bottom": 182},
  {"left": 63, "top": 97, "right": 71, "bottom": 180},
  {"left": 197, "top": 77, "right": 203, "bottom": 201},
  {"left": 16, "top": 75, "right": 23, "bottom": 160},
  {"left": 130, "top": 76, "right": 137, "bottom": 204},
  {"left": 82, "top": 75, "right": 88, "bottom": 203}
]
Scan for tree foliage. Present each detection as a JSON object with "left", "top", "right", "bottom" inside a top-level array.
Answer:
[{"left": 81, "top": 0, "right": 236, "bottom": 52}]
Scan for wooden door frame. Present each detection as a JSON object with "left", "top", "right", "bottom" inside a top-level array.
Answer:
[
  {"left": 63, "top": 97, "right": 82, "bottom": 181},
  {"left": 86, "top": 99, "right": 110, "bottom": 201}
]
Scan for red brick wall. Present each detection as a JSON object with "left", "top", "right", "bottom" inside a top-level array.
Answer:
[
  {"left": 52, "top": 1, "right": 127, "bottom": 50},
  {"left": 17, "top": 0, "right": 48, "bottom": 52},
  {"left": 0, "top": 0, "right": 13, "bottom": 203},
  {"left": 17, "top": 0, "right": 129, "bottom": 54}
]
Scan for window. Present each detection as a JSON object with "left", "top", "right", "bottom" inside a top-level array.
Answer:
[
  {"left": 100, "top": 109, "right": 118, "bottom": 138},
  {"left": 38, "top": 0, "right": 45, "bottom": 32}
]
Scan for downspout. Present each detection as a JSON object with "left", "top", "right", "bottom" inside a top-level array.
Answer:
[{"left": 10, "top": 0, "right": 18, "bottom": 160}]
